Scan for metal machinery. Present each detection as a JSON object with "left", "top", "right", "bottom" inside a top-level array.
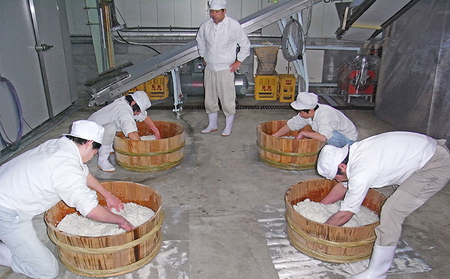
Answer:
[
  {"left": 179, "top": 58, "right": 248, "bottom": 97},
  {"left": 86, "top": 0, "right": 322, "bottom": 112},
  {"left": 338, "top": 53, "right": 380, "bottom": 103}
]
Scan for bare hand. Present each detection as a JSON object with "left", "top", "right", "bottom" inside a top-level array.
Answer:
[
  {"left": 295, "top": 132, "right": 305, "bottom": 140},
  {"left": 152, "top": 127, "right": 162, "bottom": 139},
  {"left": 229, "top": 61, "right": 242, "bottom": 72},
  {"left": 106, "top": 195, "right": 124, "bottom": 212},
  {"left": 118, "top": 218, "right": 134, "bottom": 231}
]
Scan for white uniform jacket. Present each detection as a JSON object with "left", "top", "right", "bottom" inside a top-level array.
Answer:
[
  {"left": 286, "top": 104, "right": 358, "bottom": 141},
  {"left": 341, "top": 131, "right": 437, "bottom": 213},
  {"left": 88, "top": 96, "right": 147, "bottom": 136},
  {"left": 0, "top": 137, "right": 98, "bottom": 217},
  {"left": 196, "top": 15, "right": 251, "bottom": 72}
]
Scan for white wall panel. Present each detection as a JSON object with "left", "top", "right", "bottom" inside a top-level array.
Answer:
[
  {"left": 34, "top": 0, "right": 74, "bottom": 115},
  {"left": 191, "top": 0, "right": 209, "bottom": 27},
  {"left": 305, "top": 49, "right": 324, "bottom": 82},
  {"left": 139, "top": 1, "right": 158, "bottom": 27},
  {"left": 241, "top": 0, "right": 260, "bottom": 18},
  {"left": 0, "top": 0, "right": 49, "bottom": 134},
  {"left": 65, "top": 0, "right": 340, "bottom": 35},
  {"left": 157, "top": 0, "right": 174, "bottom": 26},
  {"left": 174, "top": 1, "right": 192, "bottom": 26}
]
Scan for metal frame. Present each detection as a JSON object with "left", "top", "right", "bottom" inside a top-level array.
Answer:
[{"left": 87, "top": 0, "right": 322, "bottom": 107}]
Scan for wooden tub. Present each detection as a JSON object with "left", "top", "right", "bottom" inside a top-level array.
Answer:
[
  {"left": 44, "top": 181, "right": 164, "bottom": 277},
  {"left": 114, "top": 121, "right": 185, "bottom": 172},
  {"left": 257, "top": 120, "right": 324, "bottom": 170},
  {"left": 285, "top": 179, "right": 386, "bottom": 263}
]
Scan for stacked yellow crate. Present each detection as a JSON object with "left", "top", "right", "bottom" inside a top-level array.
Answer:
[
  {"left": 145, "top": 75, "right": 169, "bottom": 100},
  {"left": 278, "top": 74, "right": 296, "bottom": 102},
  {"left": 128, "top": 75, "right": 169, "bottom": 100},
  {"left": 254, "top": 75, "right": 278, "bottom": 100}
]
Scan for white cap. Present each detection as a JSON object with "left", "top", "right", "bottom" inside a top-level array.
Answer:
[
  {"left": 209, "top": 0, "right": 227, "bottom": 10},
  {"left": 317, "top": 144, "right": 349, "bottom": 180},
  {"left": 290, "top": 92, "right": 318, "bottom": 110},
  {"left": 63, "top": 120, "right": 104, "bottom": 144},
  {"left": 131, "top": 91, "right": 151, "bottom": 112}
]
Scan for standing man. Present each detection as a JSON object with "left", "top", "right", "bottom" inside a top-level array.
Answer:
[
  {"left": 196, "top": 0, "right": 251, "bottom": 136},
  {"left": 0, "top": 120, "right": 134, "bottom": 279},
  {"left": 272, "top": 92, "right": 358, "bottom": 147},
  {"left": 316, "top": 131, "right": 450, "bottom": 279},
  {"left": 88, "top": 91, "right": 161, "bottom": 172}
]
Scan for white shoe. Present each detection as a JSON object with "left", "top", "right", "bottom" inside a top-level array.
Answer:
[
  {"left": 348, "top": 244, "right": 396, "bottom": 279},
  {"left": 98, "top": 146, "right": 115, "bottom": 172},
  {"left": 221, "top": 114, "right": 235, "bottom": 137},
  {"left": 201, "top": 112, "right": 218, "bottom": 134}
]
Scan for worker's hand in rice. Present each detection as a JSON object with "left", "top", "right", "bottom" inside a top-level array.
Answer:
[
  {"left": 151, "top": 126, "right": 162, "bottom": 139},
  {"left": 118, "top": 218, "right": 134, "bottom": 231},
  {"left": 106, "top": 195, "right": 125, "bottom": 212}
]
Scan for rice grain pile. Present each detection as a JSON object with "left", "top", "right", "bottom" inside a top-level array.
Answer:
[
  {"left": 294, "top": 199, "right": 379, "bottom": 227},
  {"left": 57, "top": 202, "right": 155, "bottom": 236},
  {"left": 141, "top": 135, "right": 157, "bottom": 141}
]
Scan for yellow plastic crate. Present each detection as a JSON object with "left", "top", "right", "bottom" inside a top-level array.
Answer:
[
  {"left": 128, "top": 84, "right": 146, "bottom": 93},
  {"left": 278, "top": 74, "right": 296, "bottom": 102},
  {"left": 254, "top": 75, "right": 278, "bottom": 100},
  {"left": 145, "top": 75, "right": 169, "bottom": 100}
]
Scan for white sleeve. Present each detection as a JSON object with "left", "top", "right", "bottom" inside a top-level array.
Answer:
[
  {"left": 196, "top": 23, "right": 207, "bottom": 57},
  {"left": 286, "top": 115, "right": 309, "bottom": 131},
  {"left": 234, "top": 24, "right": 250, "bottom": 62}
]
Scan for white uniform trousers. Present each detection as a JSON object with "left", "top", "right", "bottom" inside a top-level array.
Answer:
[
  {"left": 0, "top": 205, "right": 59, "bottom": 278},
  {"left": 204, "top": 68, "right": 236, "bottom": 116},
  {"left": 375, "top": 140, "right": 450, "bottom": 246}
]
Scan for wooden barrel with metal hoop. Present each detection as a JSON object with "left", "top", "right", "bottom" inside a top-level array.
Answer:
[
  {"left": 285, "top": 179, "right": 386, "bottom": 263},
  {"left": 257, "top": 120, "right": 324, "bottom": 170},
  {"left": 114, "top": 121, "right": 185, "bottom": 172},
  {"left": 44, "top": 181, "right": 164, "bottom": 277}
]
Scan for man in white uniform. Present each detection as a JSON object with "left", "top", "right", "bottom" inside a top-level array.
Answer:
[
  {"left": 272, "top": 92, "right": 358, "bottom": 147},
  {"left": 316, "top": 131, "right": 450, "bottom": 279},
  {"left": 88, "top": 91, "right": 161, "bottom": 172},
  {"left": 0, "top": 120, "right": 133, "bottom": 279},
  {"left": 196, "top": 0, "right": 251, "bottom": 136}
]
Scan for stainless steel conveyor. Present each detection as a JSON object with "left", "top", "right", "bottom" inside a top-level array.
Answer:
[{"left": 87, "top": 0, "right": 321, "bottom": 107}]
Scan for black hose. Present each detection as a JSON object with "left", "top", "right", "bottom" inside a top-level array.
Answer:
[
  {"left": 281, "top": 18, "right": 305, "bottom": 62},
  {"left": 0, "top": 76, "right": 23, "bottom": 151}
]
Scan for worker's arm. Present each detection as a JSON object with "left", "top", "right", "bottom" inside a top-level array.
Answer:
[
  {"left": 320, "top": 182, "right": 352, "bottom": 226},
  {"left": 272, "top": 125, "right": 292, "bottom": 137},
  {"left": 86, "top": 205, "right": 134, "bottom": 231},
  {"left": 127, "top": 131, "right": 141, "bottom": 140},
  {"left": 325, "top": 210, "right": 354, "bottom": 226},
  {"left": 320, "top": 182, "right": 347, "bottom": 204},
  {"left": 143, "top": 116, "right": 161, "bottom": 139},
  {"left": 86, "top": 173, "right": 124, "bottom": 211},
  {"left": 295, "top": 130, "right": 327, "bottom": 142}
]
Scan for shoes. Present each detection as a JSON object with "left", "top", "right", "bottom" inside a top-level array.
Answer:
[
  {"left": 98, "top": 145, "right": 115, "bottom": 172},
  {"left": 201, "top": 112, "right": 218, "bottom": 134}
]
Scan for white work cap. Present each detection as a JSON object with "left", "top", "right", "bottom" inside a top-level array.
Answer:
[
  {"left": 209, "top": 0, "right": 227, "bottom": 10},
  {"left": 290, "top": 92, "right": 318, "bottom": 110},
  {"left": 317, "top": 144, "right": 349, "bottom": 180},
  {"left": 64, "top": 120, "right": 104, "bottom": 144},
  {"left": 131, "top": 91, "right": 152, "bottom": 112}
]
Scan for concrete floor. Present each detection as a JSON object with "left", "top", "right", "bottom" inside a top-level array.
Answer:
[{"left": 1, "top": 95, "right": 450, "bottom": 279}]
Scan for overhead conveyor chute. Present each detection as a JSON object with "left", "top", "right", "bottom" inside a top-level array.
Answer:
[{"left": 87, "top": 0, "right": 322, "bottom": 107}]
